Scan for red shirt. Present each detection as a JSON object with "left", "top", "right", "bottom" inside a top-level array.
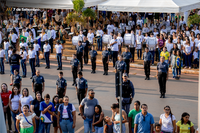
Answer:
[{"left": 1, "top": 91, "right": 12, "bottom": 106}]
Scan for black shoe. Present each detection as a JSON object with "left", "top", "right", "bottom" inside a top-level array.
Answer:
[
  {"left": 81, "top": 69, "right": 83, "bottom": 71},
  {"left": 30, "top": 77, "right": 32, "bottom": 79},
  {"left": 103, "top": 72, "right": 105, "bottom": 75},
  {"left": 35, "top": 65, "right": 38, "bottom": 67},
  {"left": 45, "top": 66, "right": 48, "bottom": 69},
  {"left": 147, "top": 77, "right": 150, "bottom": 80},
  {"left": 57, "top": 68, "right": 60, "bottom": 70},
  {"left": 72, "top": 83, "right": 75, "bottom": 86},
  {"left": 22, "top": 75, "right": 26, "bottom": 78},
  {"left": 38, "top": 65, "right": 40, "bottom": 67},
  {"left": 163, "top": 94, "right": 165, "bottom": 98},
  {"left": 41, "top": 58, "right": 45, "bottom": 60},
  {"left": 145, "top": 77, "right": 147, "bottom": 80},
  {"left": 160, "top": 94, "right": 162, "bottom": 98},
  {"left": 78, "top": 113, "right": 81, "bottom": 116},
  {"left": 1, "top": 72, "right": 4, "bottom": 74},
  {"left": 60, "top": 68, "right": 62, "bottom": 70},
  {"left": 48, "top": 66, "right": 50, "bottom": 69},
  {"left": 93, "top": 71, "right": 96, "bottom": 73},
  {"left": 106, "top": 72, "right": 108, "bottom": 75}
]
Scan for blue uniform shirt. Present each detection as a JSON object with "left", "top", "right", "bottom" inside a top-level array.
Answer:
[
  {"left": 122, "top": 52, "right": 132, "bottom": 60},
  {"left": 102, "top": 50, "right": 109, "bottom": 58},
  {"left": 76, "top": 45, "right": 84, "bottom": 54},
  {"left": 89, "top": 50, "right": 98, "bottom": 58},
  {"left": 115, "top": 60, "right": 127, "bottom": 71},
  {"left": 13, "top": 74, "right": 22, "bottom": 84},
  {"left": 157, "top": 62, "right": 168, "bottom": 73},
  {"left": 143, "top": 52, "right": 153, "bottom": 61},
  {"left": 32, "top": 75, "right": 45, "bottom": 85},
  {"left": 56, "top": 77, "right": 67, "bottom": 89},
  {"left": 134, "top": 112, "right": 154, "bottom": 133},
  {"left": 70, "top": 58, "right": 79, "bottom": 67},
  {"left": 75, "top": 77, "right": 88, "bottom": 89}
]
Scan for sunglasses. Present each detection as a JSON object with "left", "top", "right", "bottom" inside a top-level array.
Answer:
[
  {"left": 165, "top": 109, "right": 170, "bottom": 111},
  {"left": 91, "top": 93, "right": 95, "bottom": 94}
]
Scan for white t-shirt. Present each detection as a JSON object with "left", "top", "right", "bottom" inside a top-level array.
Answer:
[
  {"left": 170, "top": 30, "right": 176, "bottom": 35},
  {"left": 136, "top": 19, "right": 143, "bottom": 27},
  {"left": 28, "top": 50, "right": 36, "bottom": 59},
  {"left": 193, "top": 51, "right": 198, "bottom": 59},
  {"left": 16, "top": 113, "right": 36, "bottom": 128},
  {"left": 8, "top": 50, "right": 12, "bottom": 57},
  {"left": 185, "top": 45, "right": 192, "bottom": 54},
  {"left": 21, "top": 51, "right": 28, "bottom": 60},
  {"left": 117, "top": 36, "right": 123, "bottom": 45},
  {"left": 107, "top": 24, "right": 114, "bottom": 35},
  {"left": 160, "top": 113, "right": 176, "bottom": 132},
  {"left": 110, "top": 39, "right": 119, "bottom": 51},
  {"left": 195, "top": 39, "right": 200, "bottom": 47},
  {"left": 58, "top": 104, "right": 76, "bottom": 118},
  {"left": 34, "top": 44, "right": 40, "bottom": 51},
  {"left": 20, "top": 43, "right": 28, "bottom": 49},
  {"left": 160, "top": 29, "right": 167, "bottom": 34},
  {"left": 55, "top": 44, "right": 63, "bottom": 54},
  {"left": 165, "top": 41, "right": 173, "bottom": 52},
  {"left": 11, "top": 34, "right": 18, "bottom": 43},
  {"left": 96, "top": 30, "right": 104, "bottom": 37},
  {"left": 142, "top": 27, "right": 149, "bottom": 34},
  {"left": 0, "top": 49, "right": 5, "bottom": 58},
  {"left": 43, "top": 44, "right": 51, "bottom": 52},
  {"left": 40, "top": 33, "right": 48, "bottom": 42},
  {"left": 119, "top": 23, "right": 126, "bottom": 31},
  {"left": 87, "top": 33, "right": 94, "bottom": 44},
  {"left": 9, "top": 94, "right": 22, "bottom": 110},
  {"left": 19, "top": 95, "right": 33, "bottom": 111},
  {"left": 4, "top": 42, "right": 10, "bottom": 50},
  {"left": 147, "top": 37, "right": 157, "bottom": 51}
]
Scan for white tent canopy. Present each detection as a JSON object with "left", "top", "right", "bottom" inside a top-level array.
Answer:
[
  {"left": 98, "top": 0, "right": 200, "bottom": 13},
  {"left": 6, "top": 0, "right": 106, "bottom": 9}
]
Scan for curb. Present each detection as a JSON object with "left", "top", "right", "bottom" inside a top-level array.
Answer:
[{"left": 47, "top": 54, "right": 199, "bottom": 75}]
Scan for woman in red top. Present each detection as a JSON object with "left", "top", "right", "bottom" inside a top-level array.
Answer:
[{"left": 1, "top": 83, "right": 12, "bottom": 132}]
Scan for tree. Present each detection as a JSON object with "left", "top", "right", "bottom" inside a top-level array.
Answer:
[
  {"left": 187, "top": 14, "right": 200, "bottom": 27},
  {"left": 72, "top": 0, "right": 85, "bottom": 13}
]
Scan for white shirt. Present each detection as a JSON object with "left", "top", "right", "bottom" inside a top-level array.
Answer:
[
  {"left": 147, "top": 37, "right": 157, "bottom": 51},
  {"left": 28, "top": 50, "right": 36, "bottom": 59},
  {"left": 21, "top": 31, "right": 29, "bottom": 38},
  {"left": 21, "top": 51, "right": 28, "bottom": 60},
  {"left": 0, "top": 32, "right": 2, "bottom": 44},
  {"left": 107, "top": 24, "right": 114, "bottom": 35},
  {"left": 87, "top": 33, "right": 94, "bottom": 44},
  {"left": 0, "top": 49, "right": 5, "bottom": 58},
  {"left": 170, "top": 30, "right": 176, "bottom": 35},
  {"left": 26, "top": 36, "right": 34, "bottom": 43},
  {"left": 117, "top": 36, "right": 123, "bottom": 45},
  {"left": 136, "top": 30, "right": 141, "bottom": 35},
  {"left": 193, "top": 29, "right": 199, "bottom": 36},
  {"left": 160, "top": 113, "right": 176, "bottom": 132},
  {"left": 110, "top": 39, "right": 119, "bottom": 51},
  {"left": 4, "top": 42, "right": 10, "bottom": 50},
  {"left": 165, "top": 41, "right": 173, "bottom": 52},
  {"left": 10, "top": 33, "right": 18, "bottom": 43},
  {"left": 31, "top": 28, "right": 36, "bottom": 39},
  {"left": 136, "top": 19, "right": 143, "bottom": 27},
  {"left": 40, "top": 33, "right": 48, "bottom": 42},
  {"left": 160, "top": 29, "right": 167, "bottom": 34},
  {"left": 119, "top": 23, "right": 126, "bottom": 31},
  {"left": 8, "top": 50, "right": 12, "bottom": 57},
  {"left": 51, "top": 29, "right": 56, "bottom": 39},
  {"left": 131, "top": 33, "right": 136, "bottom": 47},
  {"left": 19, "top": 95, "right": 33, "bottom": 111},
  {"left": 55, "top": 44, "right": 63, "bottom": 54},
  {"left": 185, "top": 45, "right": 192, "bottom": 53},
  {"left": 19, "top": 42, "right": 28, "bottom": 49},
  {"left": 195, "top": 39, "right": 200, "bottom": 47},
  {"left": 43, "top": 44, "right": 51, "bottom": 52},
  {"left": 58, "top": 104, "right": 76, "bottom": 118},
  {"left": 136, "top": 35, "right": 144, "bottom": 49},
  {"left": 193, "top": 51, "right": 198, "bottom": 59},
  {"left": 16, "top": 113, "right": 36, "bottom": 128},
  {"left": 153, "top": 32, "right": 159, "bottom": 37},
  {"left": 34, "top": 44, "right": 40, "bottom": 51},
  {"left": 128, "top": 21, "right": 135, "bottom": 27},
  {"left": 9, "top": 94, "right": 21, "bottom": 110},
  {"left": 142, "top": 27, "right": 149, "bottom": 34},
  {"left": 96, "top": 30, "right": 104, "bottom": 37}
]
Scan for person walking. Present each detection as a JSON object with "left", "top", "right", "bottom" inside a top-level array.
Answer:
[
  {"left": 43, "top": 40, "right": 51, "bottom": 69},
  {"left": 146, "top": 33, "right": 157, "bottom": 65},
  {"left": 102, "top": 46, "right": 109, "bottom": 75},
  {"left": 32, "top": 69, "right": 45, "bottom": 97},
  {"left": 70, "top": 54, "right": 79, "bottom": 86},
  {"left": 76, "top": 41, "right": 84, "bottom": 71},
  {"left": 55, "top": 40, "right": 63, "bottom": 70},
  {"left": 20, "top": 46, "right": 28, "bottom": 78},
  {"left": 156, "top": 56, "right": 169, "bottom": 98},
  {"left": 33, "top": 40, "right": 40, "bottom": 67},
  {"left": 56, "top": 71, "right": 67, "bottom": 98},
  {"left": 28, "top": 44, "right": 36, "bottom": 79},
  {"left": 89, "top": 46, "right": 98, "bottom": 74},
  {"left": 122, "top": 46, "right": 132, "bottom": 77},
  {"left": 79, "top": 89, "right": 99, "bottom": 133},
  {"left": 143, "top": 47, "right": 153, "bottom": 80},
  {"left": 110, "top": 34, "right": 119, "bottom": 67}
]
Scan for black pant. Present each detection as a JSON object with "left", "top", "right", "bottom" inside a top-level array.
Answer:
[
  {"left": 4, "top": 106, "right": 12, "bottom": 130},
  {"left": 77, "top": 53, "right": 83, "bottom": 70},
  {"left": 91, "top": 57, "right": 96, "bottom": 71},
  {"left": 112, "top": 51, "right": 118, "bottom": 67},
  {"left": 103, "top": 57, "right": 108, "bottom": 72},
  {"left": 11, "top": 41, "right": 16, "bottom": 49},
  {"left": 84, "top": 50, "right": 88, "bottom": 64},
  {"left": 130, "top": 47, "right": 135, "bottom": 62},
  {"left": 158, "top": 72, "right": 167, "bottom": 95},
  {"left": 155, "top": 48, "right": 159, "bottom": 61},
  {"left": 77, "top": 89, "right": 85, "bottom": 105},
  {"left": 124, "top": 59, "right": 130, "bottom": 74},
  {"left": 49, "top": 38, "right": 53, "bottom": 53},
  {"left": 72, "top": 66, "right": 78, "bottom": 84},
  {"left": 57, "top": 88, "right": 65, "bottom": 98},
  {"left": 144, "top": 61, "right": 150, "bottom": 77},
  {"left": 115, "top": 71, "right": 123, "bottom": 95},
  {"left": 34, "top": 84, "right": 43, "bottom": 97}
]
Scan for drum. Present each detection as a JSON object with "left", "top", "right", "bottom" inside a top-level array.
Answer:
[
  {"left": 124, "top": 34, "right": 132, "bottom": 46},
  {"left": 102, "top": 35, "right": 111, "bottom": 44},
  {"left": 72, "top": 36, "right": 79, "bottom": 46}
]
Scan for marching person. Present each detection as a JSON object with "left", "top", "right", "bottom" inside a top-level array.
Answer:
[
  {"left": 110, "top": 34, "right": 119, "bottom": 67},
  {"left": 82, "top": 36, "right": 90, "bottom": 65},
  {"left": 146, "top": 33, "right": 157, "bottom": 65},
  {"left": 12, "top": 69, "right": 22, "bottom": 91},
  {"left": 75, "top": 71, "right": 88, "bottom": 107},
  {"left": 122, "top": 46, "right": 132, "bottom": 77},
  {"left": 116, "top": 73, "right": 135, "bottom": 116},
  {"left": 40, "top": 29, "right": 48, "bottom": 60},
  {"left": 55, "top": 40, "right": 63, "bottom": 70},
  {"left": 43, "top": 40, "right": 51, "bottom": 69},
  {"left": 3, "top": 38, "right": 10, "bottom": 64},
  {"left": 48, "top": 25, "right": 56, "bottom": 53},
  {"left": 9, "top": 29, "right": 18, "bottom": 49},
  {"left": 70, "top": 54, "right": 80, "bottom": 86},
  {"left": 19, "top": 38, "right": 28, "bottom": 52},
  {"left": 33, "top": 40, "right": 40, "bottom": 67},
  {"left": 20, "top": 46, "right": 28, "bottom": 78},
  {"left": 28, "top": 44, "right": 36, "bottom": 79},
  {"left": 102, "top": 46, "right": 109, "bottom": 75},
  {"left": 143, "top": 47, "right": 153, "bottom": 80},
  {"left": 32, "top": 69, "right": 45, "bottom": 97},
  {"left": 56, "top": 71, "right": 67, "bottom": 98},
  {"left": 89, "top": 46, "right": 98, "bottom": 74},
  {"left": 76, "top": 41, "right": 84, "bottom": 71},
  {"left": 0, "top": 44, "right": 5, "bottom": 74},
  {"left": 157, "top": 56, "right": 169, "bottom": 98}
]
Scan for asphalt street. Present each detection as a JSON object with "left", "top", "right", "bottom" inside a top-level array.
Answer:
[{"left": 1, "top": 59, "right": 198, "bottom": 133}]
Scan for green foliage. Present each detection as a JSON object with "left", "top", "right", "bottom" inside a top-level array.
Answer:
[
  {"left": 66, "top": 12, "right": 81, "bottom": 26},
  {"left": 82, "top": 8, "right": 96, "bottom": 19},
  {"left": 72, "top": 0, "right": 85, "bottom": 13},
  {"left": 187, "top": 14, "right": 200, "bottom": 27}
]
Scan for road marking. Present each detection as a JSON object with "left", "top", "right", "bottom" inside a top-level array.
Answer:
[{"left": 75, "top": 126, "right": 84, "bottom": 133}]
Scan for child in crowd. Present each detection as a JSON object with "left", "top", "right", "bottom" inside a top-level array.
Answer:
[
  {"left": 193, "top": 47, "right": 199, "bottom": 69},
  {"left": 52, "top": 95, "right": 61, "bottom": 133},
  {"left": 92, "top": 105, "right": 104, "bottom": 133},
  {"left": 154, "top": 123, "right": 163, "bottom": 133},
  {"left": 12, "top": 69, "right": 22, "bottom": 91},
  {"left": 176, "top": 50, "right": 182, "bottom": 78},
  {"left": 104, "top": 116, "right": 114, "bottom": 133},
  {"left": 160, "top": 47, "right": 170, "bottom": 64},
  {"left": 171, "top": 50, "right": 177, "bottom": 78}
]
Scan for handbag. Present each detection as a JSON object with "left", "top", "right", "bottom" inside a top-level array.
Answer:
[{"left": 22, "top": 113, "right": 33, "bottom": 126}]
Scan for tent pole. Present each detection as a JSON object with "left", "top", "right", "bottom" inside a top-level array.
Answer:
[{"left": 199, "top": 40, "right": 200, "bottom": 133}]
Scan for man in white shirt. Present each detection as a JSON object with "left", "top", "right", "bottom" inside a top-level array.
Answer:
[
  {"left": 0, "top": 44, "right": 5, "bottom": 74},
  {"left": 3, "top": 38, "right": 10, "bottom": 63},
  {"left": 9, "top": 30, "right": 18, "bottom": 49},
  {"left": 96, "top": 26, "right": 104, "bottom": 50},
  {"left": 20, "top": 46, "right": 28, "bottom": 78},
  {"left": 29, "top": 24, "right": 36, "bottom": 39},
  {"left": 21, "top": 27, "right": 29, "bottom": 38},
  {"left": 28, "top": 44, "right": 36, "bottom": 79},
  {"left": 40, "top": 29, "right": 48, "bottom": 59},
  {"left": 146, "top": 33, "right": 157, "bottom": 65},
  {"left": 130, "top": 30, "right": 136, "bottom": 62},
  {"left": 43, "top": 40, "right": 51, "bottom": 69},
  {"left": 87, "top": 29, "right": 94, "bottom": 45},
  {"left": 128, "top": 17, "right": 135, "bottom": 31},
  {"left": 136, "top": 17, "right": 143, "bottom": 28},
  {"left": 33, "top": 40, "right": 40, "bottom": 67},
  {"left": 110, "top": 34, "right": 119, "bottom": 67},
  {"left": 55, "top": 40, "right": 63, "bottom": 70},
  {"left": 107, "top": 21, "right": 114, "bottom": 35},
  {"left": 47, "top": 26, "right": 55, "bottom": 53},
  {"left": 19, "top": 38, "right": 28, "bottom": 52},
  {"left": 78, "top": 31, "right": 85, "bottom": 42}
]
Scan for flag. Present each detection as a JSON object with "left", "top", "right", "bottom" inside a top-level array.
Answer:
[
  {"left": 19, "top": 35, "right": 27, "bottom": 43},
  {"left": 40, "top": 112, "right": 52, "bottom": 123}
]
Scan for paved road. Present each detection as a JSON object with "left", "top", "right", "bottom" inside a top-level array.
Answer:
[{"left": 2, "top": 59, "right": 198, "bottom": 133}]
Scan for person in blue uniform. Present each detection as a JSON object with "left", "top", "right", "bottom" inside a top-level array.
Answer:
[
  {"left": 70, "top": 54, "right": 79, "bottom": 86},
  {"left": 89, "top": 46, "right": 98, "bottom": 73},
  {"left": 143, "top": 47, "right": 153, "bottom": 80},
  {"left": 122, "top": 46, "right": 132, "bottom": 77},
  {"left": 12, "top": 69, "right": 22, "bottom": 91},
  {"left": 102, "top": 46, "right": 109, "bottom": 75},
  {"left": 56, "top": 71, "right": 67, "bottom": 98},
  {"left": 32, "top": 69, "right": 45, "bottom": 97},
  {"left": 76, "top": 41, "right": 84, "bottom": 71}
]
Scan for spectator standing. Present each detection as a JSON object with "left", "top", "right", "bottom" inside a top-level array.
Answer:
[
  {"left": 28, "top": 44, "right": 36, "bottom": 79},
  {"left": 0, "top": 44, "right": 5, "bottom": 74},
  {"left": 19, "top": 88, "right": 33, "bottom": 112},
  {"left": 55, "top": 40, "right": 63, "bottom": 70},
  {"left": 143, "top": 47, "right": 152, "bottom": 80},
  {"left": 89, "top": 46, "right": 98, "bottom": 74},
  {"left": 70, "top": 54, "right": 79, "bottom": 86},
  {"left": 32, "top": 69, "right": 45, "bottom": 97},
  {"left": 157, "top": 34, "right": 165, "bottom": 61},
  {"left": 146, "top": 33, "right": 157, "bottom": 65},
  {"left": 102, "top": 46, "right": 109, "bottom": 75},
  {"left": 110, "top": 34, "right": 119, "bottom": 67},
  {"left": 43, "top": 40, "right": 51, "bottom": 69},
  {"left": 104, "top": 116, "right": 114, "bottom": 133},
  {"left": 92, "top": 105, "right": 104, "bottom": 133}
]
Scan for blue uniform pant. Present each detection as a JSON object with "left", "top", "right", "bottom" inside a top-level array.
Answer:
[
  {"left": 137, "top": 49, "right": 142, "bottom": 59},
  {"left": 97, "top": 37, "right": 102, "bottom": 50},
  {"left": 21, "top": 59, "right": 26, "bottom": 76},
  {"left": 5, "top": 49, "right": 8, "bottom": 62},
  {"left": 44, "top": 52, "right": 50, "bottom": 67},
  {"left": 57, "top": 53, "right": 62, "bottom": 69},
  {"left": 36, "top": 51, "right": 40, "bottom": 66},
  {"left": 112, "top": 51, "right": 118, "bottom": 67},
  {"left": 10, "top": 65, "right": 20, "bottom": 75},
  {"left": 184, "top": 53, "right": 192, "bottom": 67},
  {"left": 149, "top": 50, "right": 155, "bottom": 64},
  {"left": 60, "top": 119, "right": 74, "bottom": 133},
  {"left": 29, "top": 58, "right": 36, "bottom": 77},
  {"left": 0, "top": 58, "right": 4, "bottom": 73},
  {"left": 122, "top": 98, "right": 131, "bottom": 116}
]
